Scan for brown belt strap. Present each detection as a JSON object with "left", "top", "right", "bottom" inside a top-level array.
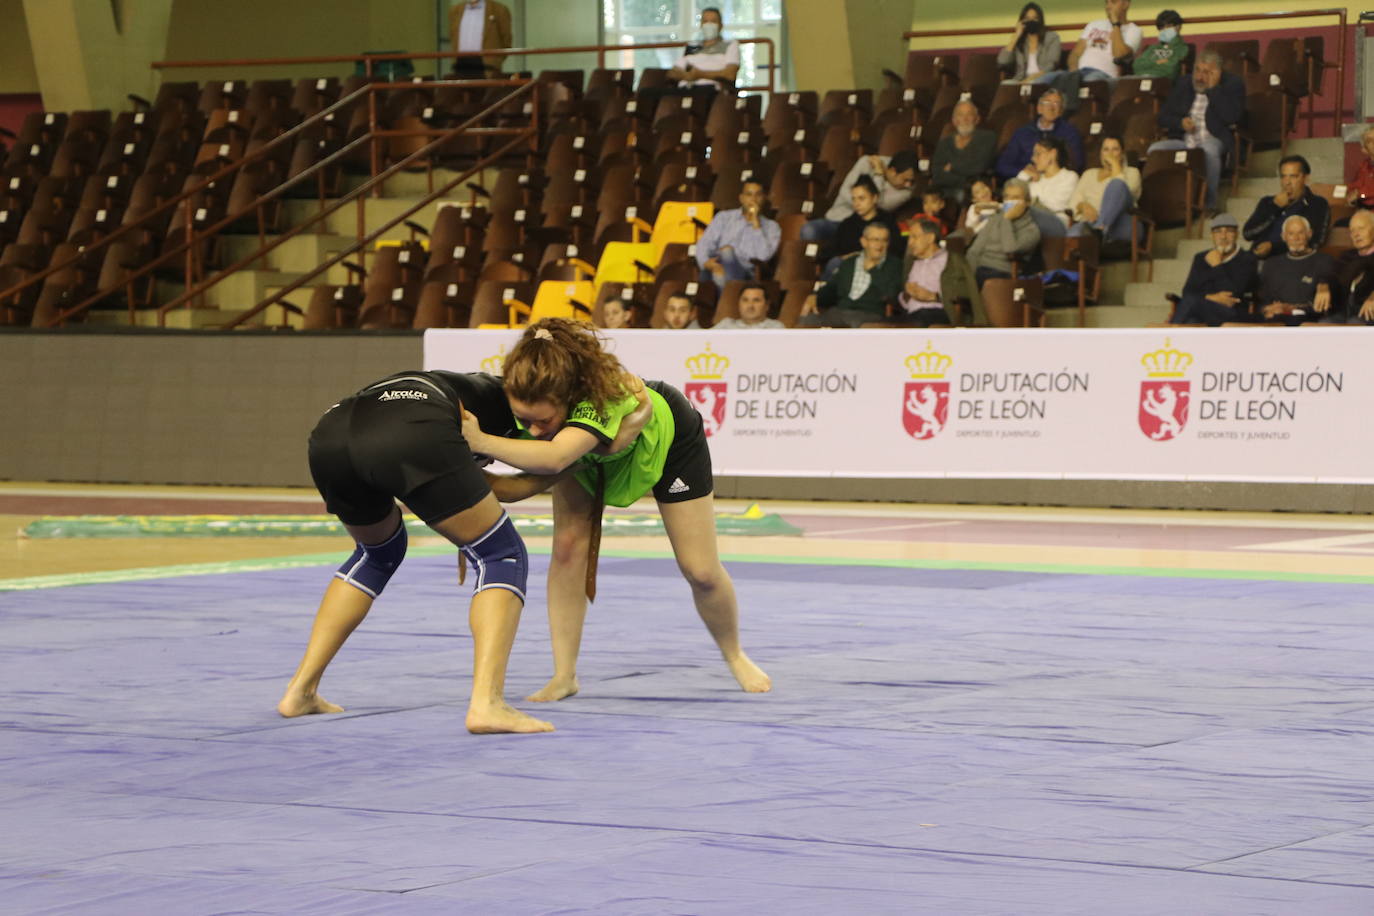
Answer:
[{"left": 586, "top": 464, "right": 605, "bottom": 602}]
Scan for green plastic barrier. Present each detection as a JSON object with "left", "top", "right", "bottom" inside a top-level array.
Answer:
[{"left": 21, "top": 504, "right": 801, "bottom": 539}]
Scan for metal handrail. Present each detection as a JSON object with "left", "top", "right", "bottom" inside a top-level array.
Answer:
[
  {"left": 222, "top": 126, "right": 535, "bottom": 331},
  {"left": 41, "top": 78, "right": 534, "bottom": 326},
  {"left": 0, "top": 82, "right": 372, "bottom": 312},
  {"left": 161, "top": 81, "right": 537, "bottom": 328},
  {"left": 903, "top": 8, "right": 1348, "bottom": 136},
  {"left": 152, "top": 37, "right": 780, "bottom": 94}
]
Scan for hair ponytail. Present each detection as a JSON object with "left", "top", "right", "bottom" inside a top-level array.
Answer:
[{"left": 502, "top": 317, "right": 629, "bottom": 414}]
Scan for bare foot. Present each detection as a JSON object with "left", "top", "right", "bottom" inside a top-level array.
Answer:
[
  {"left": 726, "top": 653, "right": 772, "bottom": 693},
  {"left": 526, "top": 676, "right": 580, "bottom": 703},
  {"left": 466, "top": 702, "right": 555, "bottom": 734},
  {"left": 277, "top": 692, "right": 344, "bottom": 717}
]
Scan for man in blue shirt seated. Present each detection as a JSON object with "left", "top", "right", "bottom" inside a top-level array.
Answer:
[
  {"left": 697, "top": 178, "right": 781, "bottom": 289},
  {"left": 995, "top": 89, "right": 1085, "bottom": 179}
]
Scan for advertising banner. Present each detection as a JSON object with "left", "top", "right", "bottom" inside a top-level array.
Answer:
[{"left": 424, "top": 328, "right": 1369, "bottom": 484}]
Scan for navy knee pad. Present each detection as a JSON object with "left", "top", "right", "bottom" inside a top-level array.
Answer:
[
  {"left": 460, "top": 512, "right": 528, "bottom": 602},
  {"left": 335, "top": 522, "right": 408, "bottom": 598}
]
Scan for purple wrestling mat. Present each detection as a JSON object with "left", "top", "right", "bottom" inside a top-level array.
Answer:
[{"left": 3, "top": 556, "right": 1374, "bottom": 914}]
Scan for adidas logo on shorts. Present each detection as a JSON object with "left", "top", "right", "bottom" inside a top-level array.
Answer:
[{"left": 667, "top": 477, "right": 689, "bottom": 494}]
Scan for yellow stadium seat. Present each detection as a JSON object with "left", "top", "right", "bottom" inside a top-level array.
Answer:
[
  {"left": 506, "top": 280, "right": 595, "bottom": 326},
  {"left": 592, "top": 241, "right": 657, "bottom": 292},
  {"left": 650, "top": 201, "right": 713, "bottom": 262}
]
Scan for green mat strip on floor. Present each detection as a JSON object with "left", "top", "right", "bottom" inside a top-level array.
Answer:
[{"left": 21, "top": 504, "right": 801, "bottom": 539}]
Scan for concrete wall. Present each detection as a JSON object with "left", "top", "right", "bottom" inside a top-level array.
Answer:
[
  {"left": 0, "top": 0, "right": 40, "bottom": 93},
  {"left": 0, "top": 333, "right": 418, "bottom": 487},
  {"left": 516, "top": 0, "right": 602, "bottom": 76},
  {"left": 162, "top": 0, "right": 437, "bottom": 84},
  {"left": 2, "top": 332, "right": 1370, "bottom": 513}
]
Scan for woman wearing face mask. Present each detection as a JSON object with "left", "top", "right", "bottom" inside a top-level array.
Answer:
[
  {"left": 667, "top": 7, "right": 739, "bottom": 91},
  {"left": 1133, "top": 11, "right": 1186, "bottom": 79},
  {"left": 997, "top": 3, "right": 1061, "bottom": 83}
]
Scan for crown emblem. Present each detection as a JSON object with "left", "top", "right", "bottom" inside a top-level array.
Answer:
[
  {"left": 685, "top": 344, "right": 729, "bottom": 380},
  {"left": 1141, "top": 339, "right": 1193, "bottom": 378},
  {"left": 905, "top": 342, "right": 952, "bottom": 379},
  {"left": 481, "top": 346, "right": 506, "bottom": 375}
]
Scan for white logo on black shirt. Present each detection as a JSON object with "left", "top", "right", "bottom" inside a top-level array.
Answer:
[{"left": 378, "top": 389, "right": 428, "bottom": 401}]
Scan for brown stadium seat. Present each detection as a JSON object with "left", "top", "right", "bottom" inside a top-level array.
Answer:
[
  {"left": 777, "top": 279, "right": 819, "bottom": 327},
  {"left": 774, "top": 239, "right": 822, "bottom": 284},
  {"left": 1204, "top": 40, "right": 1260, "bottom": 79}
]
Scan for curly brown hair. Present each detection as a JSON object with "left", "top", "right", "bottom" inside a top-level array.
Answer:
[{"left": 502, "top": 317, "right": 629, "bottom": 414}]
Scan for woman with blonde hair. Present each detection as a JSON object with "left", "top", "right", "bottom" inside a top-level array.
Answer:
[{"left": 461, "top": 317, "right": 771, "bottom": 702}]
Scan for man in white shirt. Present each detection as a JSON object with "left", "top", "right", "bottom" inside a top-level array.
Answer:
[
  {"left": 667, "top": 8, "right": 739, "bottom": 89},
  {"left": 712, "top": 283, "right": 785, "bottom": 329},
  {"left": 1067, "top": 0, "right": 1142, "bottom": 82},
  {"left": 448, "top": 0, "right": 512, "bottom": 78}
]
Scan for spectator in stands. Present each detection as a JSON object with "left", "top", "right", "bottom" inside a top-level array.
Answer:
[
  {"left": 1133, "top": 10, "right": 1186, "bottom": 79},
  {"left": 1243, "top": 155, "right": 1330, "bottom": 259},
  {"left": 696, "top": 178, "right": 780, "bottom": 290},
  {"left": 712, "top": 283, "right": 785, "bottom": 329},
  {"left": 799, "top": 223, "right": 902, "bottom": 327},
  {"left": 1334, "top": 210, "right": 1374, "bottom": 324},
  {"left": 662, "top": 292, "right": 702, "bottom": 329},
  {"left": 600, "top": 297, "right": 634, "bottom": 329},
  {"left": 911, "top": 188, "right": 952, "bottom": 237},
  {"left": 1169, "top": 213, "right": 1258, "bottom": 324},
  {"left": 999, "top": 4, "right": 1061, "bottom": 83},
  {"left": 1258, "top": 216, "right": 1334, "bottom": 323},
  {"left": 1344, "top": 124, "right": 1374, "bottom": 211},
  {"left": 1051, "top": 0, "right": 1142, "bottom": 88},
  {"left": 966, "top": 178, "right": 1041, "bottom": 286},
  {"left": 801, "top": 151, "right": 918, "bottom": 244},
  {"left": 996, "top": 89, "right": 1084, "bottom": 179},
  {"left": 666, "top": 8, "right": 739, "bottom": 92},
  {"left": 961, "top": 178, "right": 1000, "bottom": 237},
  {"left": 449, "top": 0, "right": 513, "bottom": 78},
  {"left": 1067, "top": 134, "right": 1141, "bottom": 241},
  {"left": 1148, "top": 50, "right": 1245, "bottom": 210},
  {"left": 825, "top": 175, "right": 902, "bottom": 276},
  {"left": 930, "top": 101, "right": 998, "bottom": 205},
  {"left": 896, "top": 218, "right": 952, "bottom": 325},
  {"left": 1020, "top": 136, "right": 1078, "bottom": 239}
]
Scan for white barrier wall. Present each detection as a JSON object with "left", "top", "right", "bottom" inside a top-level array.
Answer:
[{"left": 424, "top": 328, "right": 1369, "bottom": 485}]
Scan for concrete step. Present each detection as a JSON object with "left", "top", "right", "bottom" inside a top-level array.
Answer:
[
  {"left": 1124, "top": 281, "right": 1177, "bottom": 309},
  {"left": 1043, "top": 302, "right": 1164, "bottom": 328},
  {"left": 1130, "top": 257, "right": 1193, "bottom": 288},
  {"left": 218, "top": 232, "right": 359, "bottom": 275},
  {"left": 281, "top": 196, "right": 460, "bottom": 242},
  {"left": 154, "top": 267, "right": 307, "bottom": 315}
]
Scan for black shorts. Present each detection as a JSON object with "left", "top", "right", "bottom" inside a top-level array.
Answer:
[
  {"left": 648, "top": 381, "right": 714, "bottom": 504},
  {"left": 307, "top": 383, "right": 491, "bottom": 527}
]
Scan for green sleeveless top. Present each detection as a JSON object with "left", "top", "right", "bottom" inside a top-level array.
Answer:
[{"left": 516, "top": 387, "right": 675, "bottom": 507}]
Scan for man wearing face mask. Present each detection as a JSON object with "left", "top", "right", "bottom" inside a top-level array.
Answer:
[
  {"left": 1169, "top": 213, "right": 1258, "bottom": 325},
  {"left": 668, "top": 8, "right": 739, "bottom": 91},
  {"left": 1133, "top": 10, "right": 1186, "bottom": 79}
]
